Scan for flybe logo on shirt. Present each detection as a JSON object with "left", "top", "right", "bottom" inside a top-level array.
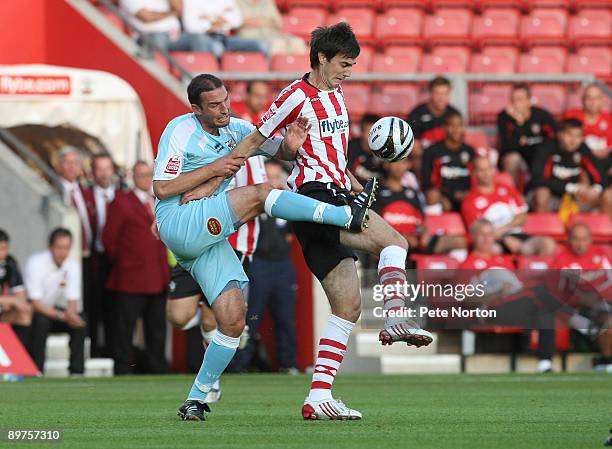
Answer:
[{"left": 320, "top": 117, "right": 349, "bottom": 137}]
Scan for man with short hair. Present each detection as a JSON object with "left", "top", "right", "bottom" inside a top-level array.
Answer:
[
  {"left": 103, "top": 161, "right": 170, "bottom": 375},
  {"left": 421, "top": 111, "right": 475, "bottom": 212},
  {"left": 0, "top": 229, "right": 31, "bottom": 345},
  {"left": 25, "top": 228, "right": 86, "bottom": 375},
  {"left": 152, "top": 70, "right": 376, "bottom": 421},
  {"left": 532, "top": 119, "right": 611, "bottom": 214},
  {"left": 462, "top": 156, "right": 556, "bottom": 256},
  {"left": 232, "top": 80, "right": 270, "bottom": 124},
  {"left": 497, "top": 83, "right": 557, "bottom": 188}
]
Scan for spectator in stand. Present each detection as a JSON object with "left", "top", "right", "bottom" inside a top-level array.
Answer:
[
  {"left": 103, "top": 161, "right": 170, "bottom": 375},
  {"left": 375, "top": 159, "right": 467, "bottom": 258},
  {"left": 182, "top": 0, "right": 269, "bottom": 60},
  {"left": 236, "top": 0, "right": 307, "bottom": 55},
  {"left": 0, "top": 229, "right": 32, "bottom": 345},
  {"left": 421, "top": 111, "right": 475, "bottom": 212},
  {"left": 497, "top": 83, "right": 557, "bottom": 188},
  {"left": 462, "top": 157, "right": 556, "bottom": 256},
  {"left": 232, "top": 80, "right": 270, "bottom": 123},
  {"left": 347, "top": 114, "right": 385, "bottom": 187},
  {"left": 552, "top": 223, "right": 611, "bottom": 371},
  {"left": 25, "top": 228, "right": 86, "bottom": 376},
  {"left": 90, "top": 154, "right": 117, "bottom": 358},
  {"left": 231, "top": 160, "right": 298, "bottom": 373},
  {"left": 121, "top": 0, "right": 209, "bottom": 53},
  {"left": 532, "top": 119, "right": 612, "bottom": 215},
  {"left": 55, "top": 146, "right": 96, "bottom": 347}
]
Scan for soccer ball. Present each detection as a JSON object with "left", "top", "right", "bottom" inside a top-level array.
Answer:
[{"left": 367, "top": 116, "right": 415, "bottom": 162}]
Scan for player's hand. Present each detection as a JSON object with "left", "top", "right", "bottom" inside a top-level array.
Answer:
[
  {"left": 180, "top": 177, "right": 224, "bottom": 204},
  {"left": 65, "top": 312, "right": 86, "bottom": 329},
  {"left": 211, "top": 153, "right": 245, "bottom": 178},
  {"left": 282, "top": 115, "right": 311, "bottom": 156}
]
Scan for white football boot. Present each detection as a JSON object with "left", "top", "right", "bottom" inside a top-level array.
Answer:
[
  {"left": 302, "top": 397, "right": 362, "bottom": 421},
  {"left": 379, "top": 319, "right": 434, "bottom": 347}
]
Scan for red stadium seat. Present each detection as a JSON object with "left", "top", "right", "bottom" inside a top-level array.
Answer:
[
  {"left": 381, "top": 0, "right": 427, "bottom": 10},
  {"left": 574, "top": 0, "right": 612, "bottom": 10},
  {"left": 476, "top": 0, "right": 521, "bottom": 11},
  {"left": 330, "top": 0, "right": 380, "bottom": 10},
  {"left": 481, "top": 45, "right": 520, "bottom": 60},
  {"left": 284, "top": 0, "right": 329, "bottom": 10},
  {"left": 170, "top": 52, "right": 219, "bottom": 74},
  {"left": 518, "top": 47, "right": 566, "bottom": 74},
  {"left": 384, "top": 45, "right": 424, "bottom": 59},
  {"left": 568, "top": 9, "right": 612, "bottom": 45},
  {"left": 431, "top": 0, "right": 475, "bottom": 10},
  {"left": 520, "top": 8, "right": 568, "bottom": 45},
  {"left": 468, "top": 84, "right": 511, "bottom": 124},
  {"left": 352, "top": 45, "right": 374, "bottom": 73},
  {"left": 271, "top": 54, "right": 310, "bottom": 73},
  {"left": 328, "top": 8, "right": 375, "bottom": 42},
  {"left": 423, "top": 8, "right": 473, "bottom": 45},
  {"left": 530, "top": 84, "right": 566, "bottom": 116},
  {"left": 464, "top": 129, "right": 490, "bottom": 152},
  {"left": 567, "top": 213, "right": 612, "bottom": 242},
  {"left": 523, "top": 213, "right": 566, "bottom": 239},
  {"left": 282, "top": 7, "right": 328, "bottom": 40},
  {"left": 567, "top": 47, "right": 612, "bottom": 76},
  {"left": 422, "top": 46, "right": 470, "bottom": 73},
  {"left": 370, "top": 84, "right": 419, "bottom": 116},
  {"left": 470, "top": 52, "right": 516, "bottom": 73},
  {"left": 472, "top": 8, "right": 520, "bottom": 45},
  {"left": 372, "top": 54, "right": 420, "bottom": 73},
  {"left": 414, "top": 255, "right": 460, "bottom": 270},
  {"left": 221, "top": 52, "right": 268, "bottom": 72},
  {"left": 342, "top": 83, "right": 371, "bottom": 118},
  {"left": 374, "top": 8, "right": 424, "bottom": 46},
  {"left": 517, "top": 255, "right": 554, "bottom": 270},
  {"left": 424, "top": 213, "right": 467, "bottom": 236},
  {"left": 494, "top": 172, "right": 516, "bottom": 188},
  {"left": 524, "top": 0, "right": 570, "bottom": 10}
]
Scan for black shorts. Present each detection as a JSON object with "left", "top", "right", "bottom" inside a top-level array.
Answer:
[
  {"left": 499, "top": 232, "right": 530, "bottom": 254},
  {"left": 168, "top": 250, "right": 250, "bottom": 300},
  {"left": 292, "top": 182, "right": 357, "bottom": 281}
]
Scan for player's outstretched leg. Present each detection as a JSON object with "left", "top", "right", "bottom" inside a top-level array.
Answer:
[{"left": 228, "top": 178, "right": 378, "bottom": 232}]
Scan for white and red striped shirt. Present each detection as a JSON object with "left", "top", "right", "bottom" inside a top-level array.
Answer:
[
  {"left": 226, "top": 153, "right": 267, "bottom": 259},
  {"left": 257, "top": 74, "right": 351, "bottom": 192}
]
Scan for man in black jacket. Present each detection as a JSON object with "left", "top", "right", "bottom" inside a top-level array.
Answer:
[
  {"left": 497, "top": 83, "right": 557, "bottom": 189},
  {"left": 532, "top": 119, "right": 612, "bottom": 213}
]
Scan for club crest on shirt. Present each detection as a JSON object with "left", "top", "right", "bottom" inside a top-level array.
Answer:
[
  {"left": 207, "top": 217, "right": 222, "bottom": 236},
  {"left": 460, "top": 151, "right": 470, "bottom": 164},
  {"left": 475, "top": 196, "right": 489, "bottom": 209},
  {"left": 164, "top": 157, "right": 181, "bottom": 175}
]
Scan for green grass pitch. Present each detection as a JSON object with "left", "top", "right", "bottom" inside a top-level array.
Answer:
[{"left": 1, "top": 373, "right": 610, "bottom": 449}]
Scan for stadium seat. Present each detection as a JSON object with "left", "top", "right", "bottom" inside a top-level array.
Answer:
[
  {"left": 518, "top": 47, "right": 566, "bottom": 74},
  {"left": 568, "top": 9, "right": 612, "bottom": 45},
  {"left": 567, "top": 49, "right": 612, "bottom": 76},
  {"left": 464, "top": 129, "right": 490, "bottom": 152},
  {"left": 471, "top": 8, "right": 520, "bottom": 45},
  {"left": 170, "top": 52, "right": 219, "bottom": 74},
  {"left": 414, "top": 255, "right": 460, "bottom": 270},
  {"left": 524, "top": 0, "right": 570, "bottom": 10},
  {"left": 384, "top": 45, "right": 423, "bottom": 59},
  {"left": 372, "top": 54, "right": 420, "bottom": 73},
  {"left": 381, "top": 0, "right": 426, "bottom": 10},
  {"left": 422, "top": 46, "right": 470, "bottom": 73},
  {"left": 517, "top": 255, "right": 554, "bottom": 270},
  {"left": 574, "top": 0, "right": 612, "bottom": 11},
  {"left": 468, "top": 84, "right": 511, "bottom": 125},
  {"left": 530, "top": 84, "right": 567, "bottom": 116},
  {"left": 519, "top": 8, "right": 568, "bottom": 45},
  {"left": 271, "top": 54, "right": 310, "bottom": 73},
  {"left": 284, "top": 0, "right": 329, "bottom": 10},
  {"left": 374, "top": 8, "right": 424, "bottom": 46},
  {"left": 567, "top": 213, "right": 612, "bottom": 242},
  {"left": 352, "top": 45, "right": 374, "bottom": 73},
  {"left": 342, "top": 83, "right": 371, "bottom": 118},
  {"left": 425, "top": 213, "right": 467, "bottom": 236},
  {"left": 523, "top": 213, "right": 566, "bottom": 239},
  {"left": 476, "top": 0, "right": 521, "bottom": 11},
  {"left": 221, "top": 52, "right": 268, "bottom": 72},
  {"left": 370, "top": 84, "right": 419, "bottom": 117},
  {"left": 330, "top": 0, "right": 380, "bottom": 10},
  {"left": 470, "top": 52, "right": 516, "bottom": 73},
  {"left": 431, "top": 0, "right": 475, "bottom": 10},
  {"left": 494, "top": 172, "right": 516, "bottom": 188},
  {"left": 282, "top": 7, "right": 328, "bottom": 40},
  {"left": 423, "top": 8, "right": 473, "bottom": 45},
  {"left": 328, "top": 8, "right": 375, "bottom": 42}
]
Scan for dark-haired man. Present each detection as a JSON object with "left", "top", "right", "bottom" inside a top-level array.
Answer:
[
  {"left": 497, "top": 83, "right": 557, "bottom": 188},
  {"left": 25, "top": 228, "right": 86, "bottom": 375},
  {"left": 421, "top": 111, "right": 475, "bottom": 212},
  {"left": 532, "top": 119, "right": 611, "bottom": 213},
  {"left": 208, "top": 22, "right": 434, "bottom": 421},
  {"left": 153, "top": 71, "right": 376, "bottom": 421}
]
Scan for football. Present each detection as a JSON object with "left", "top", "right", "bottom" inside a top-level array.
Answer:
[{"left": 367, "top": 116, "right": 415, "bottom": 162}]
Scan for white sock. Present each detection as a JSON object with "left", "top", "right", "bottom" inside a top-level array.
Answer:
[
  {"left": 378, "top": 245, "right": 408, "bottom": 326},
  {"left": 201, "top": 327, "right": 216, "bottom": 344},
  {"left": 181, "top": 308, "right": 202, "bottom": 330}
]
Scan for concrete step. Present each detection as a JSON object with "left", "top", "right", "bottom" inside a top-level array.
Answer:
[
  {"left": 381, "top": 354, "right": 461, "bottom": 374},
  {"left": 46, "top": 335, "right": 91, "bottom": 362},
  {"left": 44, "top": 360, "right": 69, "bottom": 377},
  {"left": 85, "top": 358, "right": 114, "bottom": 377},
  {"left": 355, "top": 331, "right": 438, "bottom": 357}
]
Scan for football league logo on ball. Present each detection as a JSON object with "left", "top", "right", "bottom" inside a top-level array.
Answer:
[{"left": 207, "top": 218, "right": 222, "bottom": 236}]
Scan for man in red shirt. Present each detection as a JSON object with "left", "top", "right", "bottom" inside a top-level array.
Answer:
[
  {"left": 462, "top": 156, "right": 556, "bottom": 256},
  {"left": 231, "top": 80, "right": 270, "bottom": 124},
  {"left": 553, "top": 223, "right": 611, "bottom": 369}
]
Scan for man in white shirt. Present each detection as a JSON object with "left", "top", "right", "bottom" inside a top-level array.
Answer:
[
  {"left": 120, "top": 0, "right": 219, "bottom": 54},
  {"left": 25, "top": 228, "right": 86, "bottom": 375},
  {"left": 182, "top": 0, "right": 269, "bottom": 59},
  {"left": 91, "top": 154, "right": 117, "bottom": 358}
]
